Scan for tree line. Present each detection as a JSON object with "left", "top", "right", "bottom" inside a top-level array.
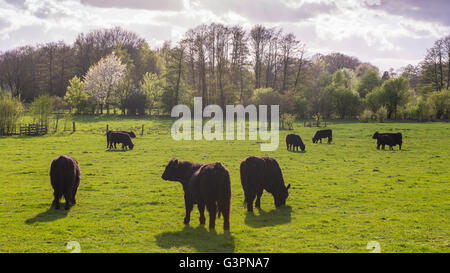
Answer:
[{"left": 0, "top": 25, "right": 449, "bottom": 128}]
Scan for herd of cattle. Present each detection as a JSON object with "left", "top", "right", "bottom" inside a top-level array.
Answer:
[{"left": 49, "top": 129, "right": 403, "bottom": 230}]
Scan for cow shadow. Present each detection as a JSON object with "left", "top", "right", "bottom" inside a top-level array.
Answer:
[
  {"left": 25, "top": 207, "right": 69, "bottom": 224},
  {"left": 244, "top": 205, "right": 292, "bottom": 228},
  {"left": 105, "top": 149, "right": 128, "bottom": 152},
  {"left": 288, "top": 150, "right": 306, "bottom": 153},
  {"left": 155, "top": 225, "right": 235, "bottom": 253}
]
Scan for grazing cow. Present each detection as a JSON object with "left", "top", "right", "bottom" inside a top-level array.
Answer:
[
  {"left": 286, "top": 133, "right": 305, "bottom": 152},
  {"left": 107, "top": 130, "right": 136, "bottom": 149},
  {"left": 375, "top": 134, "right": 396, "bottom": 150},
  {"left": 50, "top": 155, "right": 81, "bottom": 210},
  {"left": 161, "top": 158, "right": 231, "bottom": 231},
  {"left": 240, "top": 156, "right": 290, "bottom": 212},
  {"left": 108, "top": 132, "right": 134, "bottom": 150},
  {"left": 372, "top": 131, "right": 402, "bottom": 150},
  {"left": 312, "top": 129, "right": 332, "bottom": 143}
]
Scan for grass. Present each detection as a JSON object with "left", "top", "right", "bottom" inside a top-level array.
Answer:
[{"left": 0, "top": 116, "right": 448, "bottom": 253}]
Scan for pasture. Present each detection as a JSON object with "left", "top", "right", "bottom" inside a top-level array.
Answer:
[{"left": 0, "top": 116, "right": 448, "bottom": 253}]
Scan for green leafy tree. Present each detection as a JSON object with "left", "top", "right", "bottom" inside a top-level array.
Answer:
[
  {"left": 64, "top": 76, "right": 90, "bottom": 114},
  {"left": 141, "top": 72, "right": 164, "bottom": 115},
  {"left": 334, "top": 87, "right": 360, "bottom": 118},
  {"left": 379, "top": 77, "right": 410, "bottom": 119},
  {"left": 357, "top": 69, "right": 381, "bottom": 98},
  {"left": 427, "top": 89, "right": 450, "bottom": 119}
]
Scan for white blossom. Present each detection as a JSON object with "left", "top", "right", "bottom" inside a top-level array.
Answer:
[{"left": 84, "top": 52, "right": 126, "bottom": 106}]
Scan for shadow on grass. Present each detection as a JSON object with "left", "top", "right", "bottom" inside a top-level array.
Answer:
[
  {"left": 105, "top": 149, "right": 128, "bottom": 152},
  {"left": 287, "top": 150, "right": 306, "bottom": 153},
  {"left": 155, "top": 225, "right": 235, "bottom": 253},
  {"left": 244, "top": 205, "right": 292, "bottom": 228},
  {"left": 25, "top": 207, "right": 69, "bottom": 224}
]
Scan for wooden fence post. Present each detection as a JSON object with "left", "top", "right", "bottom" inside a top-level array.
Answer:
[
  {"left": 141, "top": 125, "right": 144, "bottom": 136},
  {"left": 73, "top": 122, "right": 76, "bottom": 132},
  {"left": 106, "top": 124, "right": 109, "bottom": 134}
]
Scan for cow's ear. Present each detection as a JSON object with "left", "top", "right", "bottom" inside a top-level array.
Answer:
[{"left": 286, "top": 184, "right": 291, "bottom": 190}]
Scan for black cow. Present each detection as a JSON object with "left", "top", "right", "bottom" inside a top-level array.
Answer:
[
  {"left": 372, "top": 131, "right": 402, "bottom": 150},
  {"left": 286, "top": 133, "right": 305, "bottom": 152},
  {"left": 240, "top": 156, "right": 290, "bottom": 212},
  {"left": 161, "top": 158, "right": 231, "bottom": 231},
  {"left": 50, "top": 155, "right": 81, "bottom": 210},
  {"left": 312, "top": 129, "right": 332, "bottom": 143},
  {"left": 107, "top": 130, "right": 136, "bottom": 149},
  {"left": 375, "top": 134, "right": 396, "bottom": 150},
  {"left": 108, "top": 132, "right": 134, "bottom": 150}
]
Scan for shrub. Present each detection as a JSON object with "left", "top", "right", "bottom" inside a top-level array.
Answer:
[
  {"left": 0, "top": 90, "right": 24, "bottom": 135},
  {"left": 281, "top": 113, "right": 295, "bottom": 130},
  {"left": 30, "top": 94, "right": 53, "bottom": 125},
  {"left": 376, "top": 106, "right": 387, "bottom": 122},
  {"left": 358, "top": 109, "right": 373, "bottom": 123}
]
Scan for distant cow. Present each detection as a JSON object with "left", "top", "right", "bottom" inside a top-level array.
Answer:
[
  {"left": 286, "top": 133, "right": 305, "bottom": 152},
  {"left": 372, "top": 131, "right": 402, "bottom": 150},
  {"left": 312, "top": 129, "right": 332, "bottom": 143},
  {"left": 50, "top": 155, "right": 81, "bottom": 210},
  {"left": 161, "top": 158, "right": 231, "bottom": 230},
  {"left": 376, "top": 134, "right": 396, "bottom": 150},
  {"left": 240, "top": 156, "right": 290, "bottom": 212},
  {"left": 108, "top": 132, "right": 134, "bottom": 150},
  {"left": 107, "top": 130, "right": 136, "bottom": 149}
]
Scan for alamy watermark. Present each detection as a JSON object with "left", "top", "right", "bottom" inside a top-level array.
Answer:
[{"left": 170, "top": 97, "right": 279, "bottom": 151}]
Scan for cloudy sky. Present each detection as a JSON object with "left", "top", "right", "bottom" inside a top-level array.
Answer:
[{"left": 0, "top": 0, "right": 449, "bottom": 71}]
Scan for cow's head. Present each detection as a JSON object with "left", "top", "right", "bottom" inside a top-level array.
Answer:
[
  {"left": 372, "top": 131, "right": 379, "bottom": 139},
  {"left": 300, "top": 142, "right": 305, "bottom": 152},
  {"left": 312, "top": 137, "right": 316, "bottom": 143},
  {"left": 274, "top": 184, "right": 290, "bottom": 208},
  {"left": 161, "top": 158, "right": 181, "bottom": 181},
  {"left": 128, "top": 143, "right": 134, "bottom": 150}
]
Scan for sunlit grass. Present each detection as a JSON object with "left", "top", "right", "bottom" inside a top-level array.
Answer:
[{"left": 0, "top": 116, "right": 448, "bottom": 252}]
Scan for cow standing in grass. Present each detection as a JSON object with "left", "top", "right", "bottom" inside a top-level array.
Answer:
[
  {"left": 107, "top": 131, "right": 136, "bottom": 149},
  {"left": 240, "top": 156, "right": 290, "bottom": 212},
  {"left": 312, "top": 129, "right": 332, "bottom": 143},
  {"left": 108, "top": 132, "right": 134, "bottom": 150},
  {"left": 286, "top": 133, "right": 305, "bottom": 152},
  {"left": 50, "top": 155, "right": 81, "bottom": 210},
  {"left": 372, "top": 131, "right": 402, "bottom": 150},
  {"left": 161, "top": 158, "right": 232, "bottom": 231},
  {"left": 375, "top": 134, "right": 396, "bottom": 150}
]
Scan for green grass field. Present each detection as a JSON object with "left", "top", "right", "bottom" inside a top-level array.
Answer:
[{"left": 0, "top": 116, "right": 448, "bottom": 253}]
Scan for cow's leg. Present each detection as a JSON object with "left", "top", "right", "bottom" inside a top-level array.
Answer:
[
  {"left": 245, "top": 192, "right": 256, "bottom": 212},
  {"left": 255, "top": 188, "right": 264, "bottom": 209},
  {"left": 52, "top": 191, "right": 62, "bottom": 209},
  {"left": 320, "top": 138, "right": 322, "bottom": 143},
  {"left": 63, "top": 188, "right": 73, "bottom": 210},
  {"left": 399, "top": 143, "right": 402, "bottom": 150},
  {"left": 198, "top": 202, "right": 206, "bottom": 225},
  {"left": 72, "top": 182, "right": 79, "bottom": 205},
  {"left": 184, "top": 197, "right": 194, "bottom": 225},
  {"left": 220, "top": 199, "right": 231, "bottom": 231},
  {"left": 382, "top": 144, "right": 386, "bottom": 150},
  {"left": 207, "top": 202, "right": 217, "bottom": 230}
]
